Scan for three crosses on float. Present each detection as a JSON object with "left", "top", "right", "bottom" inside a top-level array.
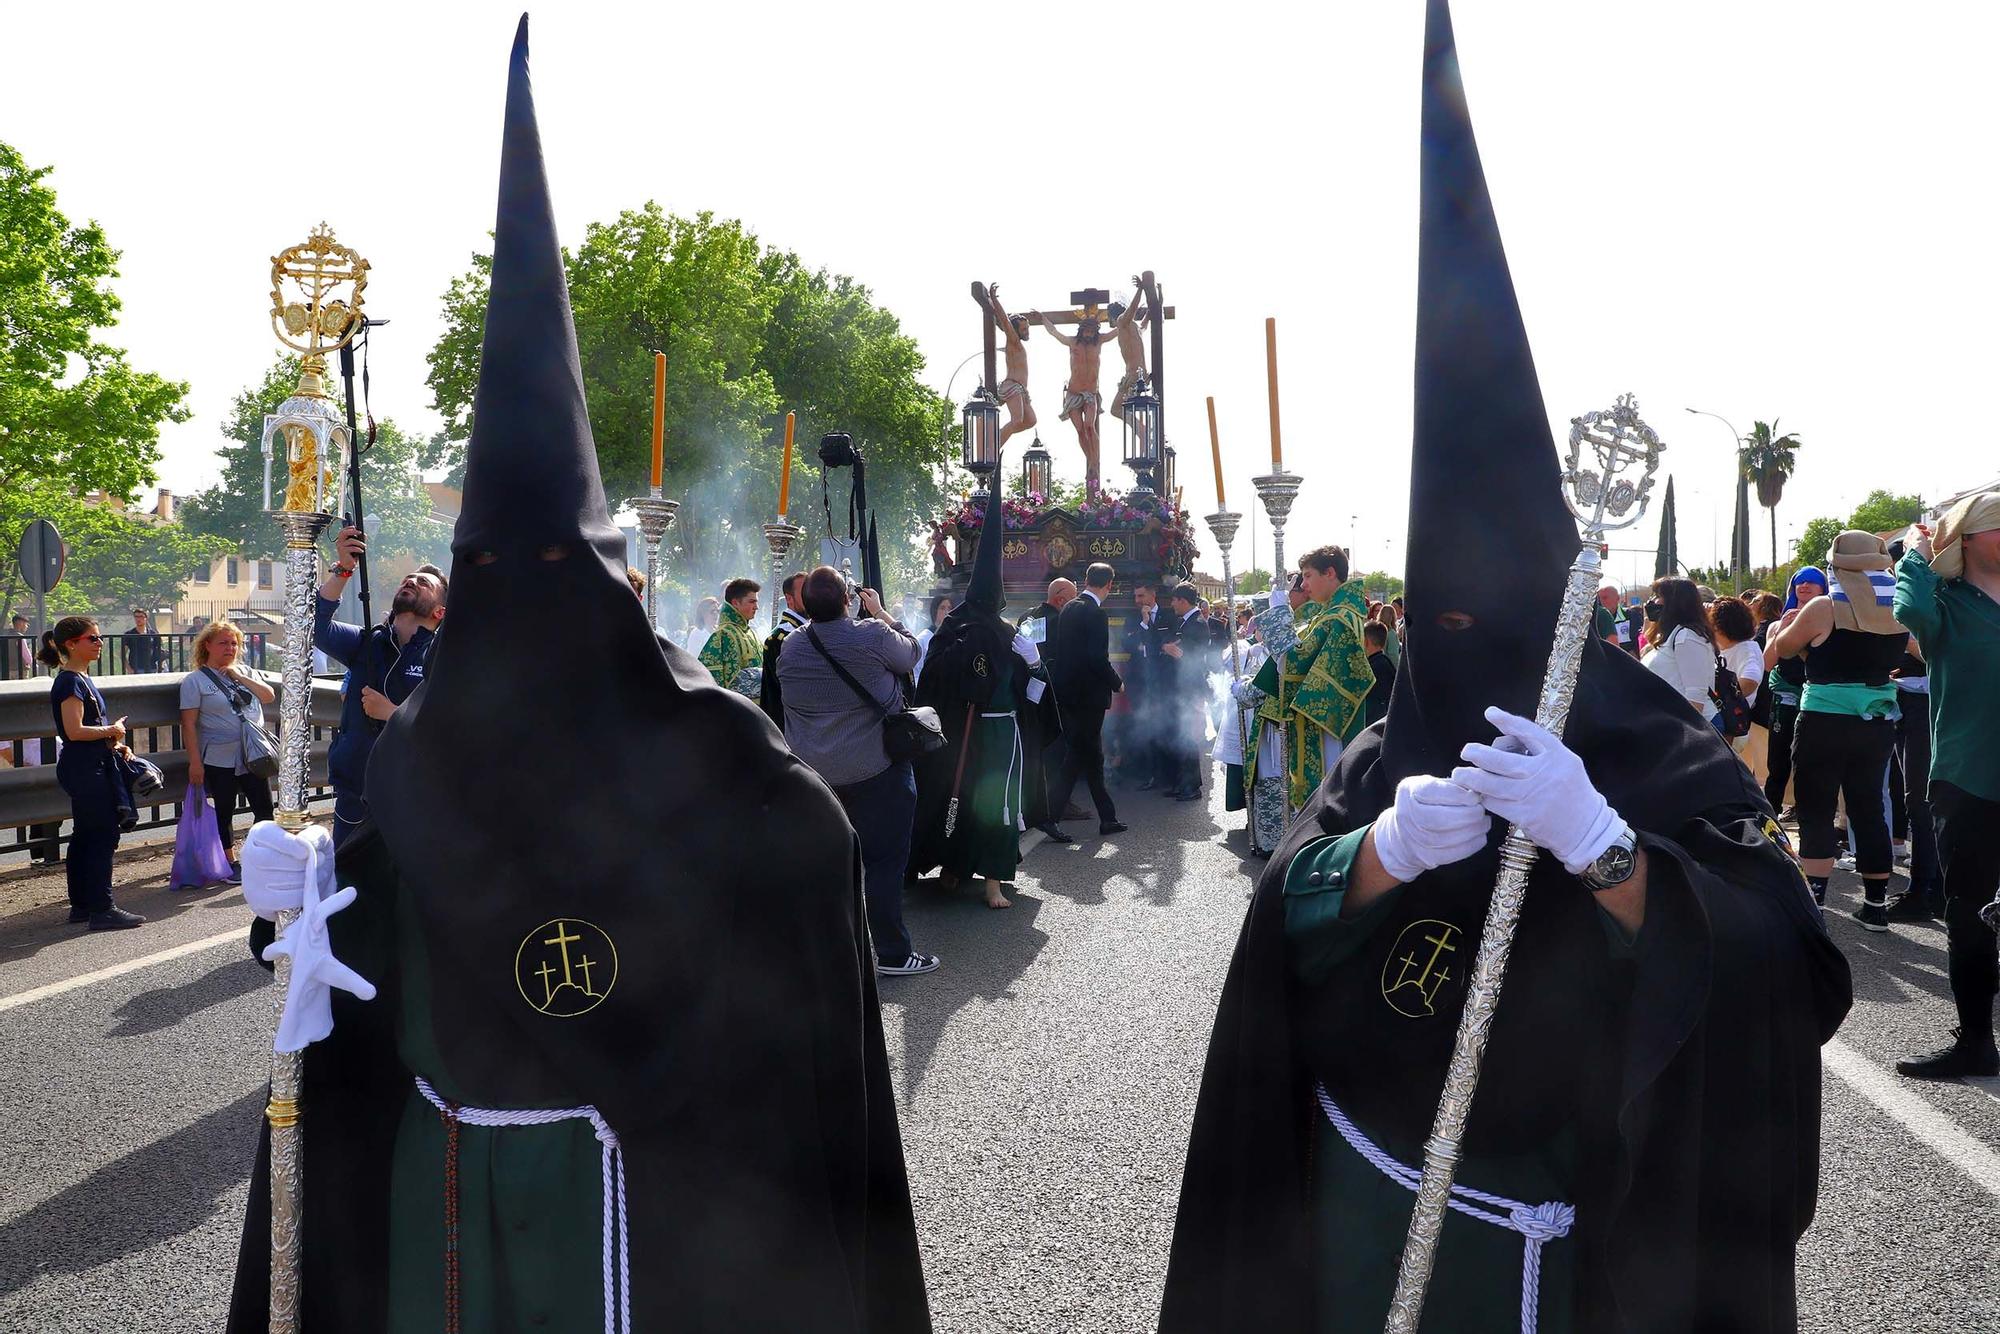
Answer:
[{"left": 972, "top": 275, "right": 1174, "bottom": 496}]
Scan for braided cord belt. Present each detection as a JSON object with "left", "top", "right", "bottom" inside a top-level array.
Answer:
[
  {"left": 416, "top": 1076, "right": 631, "bottom": 1334},
  {"left": 1314, "top": 1083, "right": 1575, "bottom": 1334}
]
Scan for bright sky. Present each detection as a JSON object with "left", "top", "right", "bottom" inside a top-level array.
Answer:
[{"left": 5, "top": 1, "right": 1994, "bottom": 591}]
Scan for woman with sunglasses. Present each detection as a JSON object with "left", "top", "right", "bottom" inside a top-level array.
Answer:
[{"left": 39, "top": 616, "right": 146, "bottom": 930}]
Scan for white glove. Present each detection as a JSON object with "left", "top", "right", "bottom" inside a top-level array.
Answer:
[
  {"left": 1012, "top": 632, "right": 1041, "bottom": 667},
  {"left": 1451, "top": 706, "right": 1626, "bottom": 875},
  {"left": 241, "top": 822, "right": 377, "bottom": 1052},
  {"left": 1370, "top": 774, "right": 1493, "bottom": 884}
]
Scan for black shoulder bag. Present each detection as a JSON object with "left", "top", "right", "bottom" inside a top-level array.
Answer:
[
  {"left": 202, "top": 666, "right": 282, "bottom": 779},
  {"left": 805, "top": 626, "right": 945, "bottom": 762},
  {"left": 1707, "top": 641, "right": 1754, "bottom": 740}
]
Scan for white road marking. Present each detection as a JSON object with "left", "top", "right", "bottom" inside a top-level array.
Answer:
[
  {"left": 1964, "top": 1075, "right": 2000, "bottom": 1106},
  {"left": 0, "top": 927, "right": 247, "bottom": 1014},
  {"left": 1824, "top": 1037, "right": 2000, "bottom": 1199}
]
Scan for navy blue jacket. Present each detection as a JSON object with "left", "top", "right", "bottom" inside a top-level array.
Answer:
[{"left": 313, "top": 595, "right": 435, "bottom": 800}]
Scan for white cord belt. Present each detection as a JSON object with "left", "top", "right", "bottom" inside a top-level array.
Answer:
[
  {"left": 415, "top": 1075, "right": 631, "bottom": 1334},
  {"left": 976, "top": 712, "right": 1024, "bottom": 827},
  {"left": 1314, "top": 1083, "right": 1575, "bottom": 1334}
]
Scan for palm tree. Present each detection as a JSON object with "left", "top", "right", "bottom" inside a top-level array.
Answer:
[{"left": 1738, "top": 420, "right": 1803, "bottom": 568}]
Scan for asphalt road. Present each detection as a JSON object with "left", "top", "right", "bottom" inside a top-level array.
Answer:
[{"left": 0, "top": 793, "right": 1994, "bottom": 1333}]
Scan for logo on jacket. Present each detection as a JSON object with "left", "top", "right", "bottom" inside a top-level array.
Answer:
[
  {"left": 1381, "top": 918, "right": 1463, "bottom": 1018},
  {"left": 516, "top": 918, "right": 618, "bottom": 1017}
]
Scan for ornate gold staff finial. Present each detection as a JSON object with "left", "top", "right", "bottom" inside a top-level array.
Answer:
[{"left": 264, "top": 225, "right": 369, "bottom": 514}]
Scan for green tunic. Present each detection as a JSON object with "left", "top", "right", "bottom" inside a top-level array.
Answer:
[
  {"left": 379, "top": 851, "right": 608, "bottom": 1332},
  {"left": 1284, "top": 830, "right": 1581, "bottom": 1334},
  {"left": 954, "top": 652, "right": 1025, "bottom": 883}
]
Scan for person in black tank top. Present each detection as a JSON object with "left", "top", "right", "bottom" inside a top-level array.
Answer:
[
  {"left": 39, "top": 617, "right": 145, "bottom": 930},
  {"left": 1767, "top": 531, "right": 1910, "bottom": 927}
]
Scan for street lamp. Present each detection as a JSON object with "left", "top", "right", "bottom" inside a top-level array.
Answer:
[
  {"left": 1122, "top": 374, "right": 1162, "bottom": 496},
  {"left": 961, "top": 386, "right": 1001, "bottom": 503},
  {"left": 1685, "top": 406, "right": 1746, "bottom": 588},
  {"left": 1022, "top": 436, "right": 1052, "bottom": 502}
]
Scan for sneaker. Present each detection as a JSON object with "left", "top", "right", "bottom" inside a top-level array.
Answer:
[
  {"left": 1885, "top": 891, "right": 1936, "bottom": 923},
  {"left": 1099, "top": 820, "right": 1128, "bottom": 836},
  {"left": 1849, "top": 900, "right": 1889, "bottom": 933},
  {"left": 88, "top": 907, "right": 146, "bottom": 931},
  {"left": 1034, "top": 824, "right": 1075, "bottom": 845},
  {"left": 227, "top": 861, "right": 244, "bottom": 885},
  {"left": 876, "top": 953, "right": 940, "bottom": 977},
  {"left": 1896, "top": 1028, "right": 2000, "bottom": 1081}
]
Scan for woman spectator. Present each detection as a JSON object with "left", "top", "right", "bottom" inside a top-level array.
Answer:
[
  {"left": 681, "top": 596, "right": 719, "bottom": 653},
  {"left": 1768, "top": 532, "right": 1909, "bottom": 926},
  {"left": 1762, "top": 567, "right": 1826, "bottom": 816},
  {"left": 179, "top": 621, "right": 278, "bottom": 882},
  {"left": 1710, "top": 595, "right": 1765, "bottom": 751},
  {"left": 775, "top": 567, "right": 939, "bottom": 975},
  {"left": 912, "top": 594, "right": 954, "bottom": 684},
  {"left": 1743, "top": 591, "right": 1785, "bottom": 783},
  {"left": 1641, "top": 577, "right": 1717, "bottom": 722},
  {"left": 1372, "top": 600, "right": 1402, "bottom": 668},
  {"left": 41, "top": 617, "right": 145, "bottom": 930}
]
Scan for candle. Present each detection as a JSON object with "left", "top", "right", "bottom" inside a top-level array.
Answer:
[
  {"left": 777, "top": 411, "right": 796, "bottom": 518},
  {"left": 650, "top": 351, "right": 665, "bottom": 490},
  {"left": 1265, "top": 318, "right": 1282, "bottom": 468},
  {"left": 1206, "top": 396, "right": 1225, "bottom": 509}
]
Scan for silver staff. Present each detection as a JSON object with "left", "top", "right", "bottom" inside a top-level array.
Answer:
[
  {"left": 257, "top": 223, "right": 370, "bottom": 1334},
  {"left": 1204, "top": 508, "right": 1254, "bottom": 841},
  {"left": 1384, "top": 394, "right": 1663, "bottom": 1333},
  {"left": 763, "top": 520, "right": 805, "bottom": 627},
  {"left": 631, "top": 486, "right": 680, "bottom": 631}
]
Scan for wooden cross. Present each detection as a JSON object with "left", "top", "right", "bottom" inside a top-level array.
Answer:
[{"left": 971, "top": 272, "right": 1176, "bottom": 445}]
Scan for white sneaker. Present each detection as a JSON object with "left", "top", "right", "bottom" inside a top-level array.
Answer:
[{"left": 877, "top": 953, "right": 941, "bottom": 977}]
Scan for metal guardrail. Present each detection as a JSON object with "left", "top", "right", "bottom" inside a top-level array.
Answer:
[
  {"left": 0, "top": 674, "right": 341, "bottom": 858},
  {"left": 0, "top": 633, "right": 272, "bottom": 683}
]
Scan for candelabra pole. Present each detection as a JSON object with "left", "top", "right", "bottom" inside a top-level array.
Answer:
[
  {"left": 1252, "top": 471, "right": 1303, "bottom": 584},
  {"left": 1205, "top": 509, "right": 1256, "bottom": 848},
  {"left": 763, "top": 520, "right": 806, "bottom": 627},
  {"left": 631, "top": 487, "right": 680, "bottom": 632}
]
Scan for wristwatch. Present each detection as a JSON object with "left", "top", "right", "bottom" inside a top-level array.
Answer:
[
  {"left": 331, "top": 564, "right": 355, "bottom": 578},
  {"left": 1578, "top": 822, "right": 1639, "bottom": 892}
]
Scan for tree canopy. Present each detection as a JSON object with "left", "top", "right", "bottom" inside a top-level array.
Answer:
[
  {"left": 426, "top": 204, "right": 952, "bottom": 600},
  {"left": 0, "top": 139, "right": 205, "bottom": 623}
]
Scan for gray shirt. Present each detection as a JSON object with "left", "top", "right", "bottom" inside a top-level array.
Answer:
[
  {"left": 776, "top": 615, "right": 920, "bottom": 787},
  {"left": 179, "top": 667, "right": 269, "bottom": 770}
]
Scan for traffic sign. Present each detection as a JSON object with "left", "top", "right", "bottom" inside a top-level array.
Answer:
[{"left": 15, "top": 519, "right": 65, "bottom": 640}]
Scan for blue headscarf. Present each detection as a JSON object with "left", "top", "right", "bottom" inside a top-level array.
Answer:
[{"left": 1783, "top": 564, "right": 1827, "bottom": 613}]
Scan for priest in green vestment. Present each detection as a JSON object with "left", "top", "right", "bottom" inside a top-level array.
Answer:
[
  {"left": 699, "top": 578, "right": 765, "bottom": 696},
  {"left": 226, "top": 20, "right": 930, "bottom": 1333}
]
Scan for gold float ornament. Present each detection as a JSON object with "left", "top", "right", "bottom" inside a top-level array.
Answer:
[{"left": 266, "top": 224, "right": 369, "bottom": 513}]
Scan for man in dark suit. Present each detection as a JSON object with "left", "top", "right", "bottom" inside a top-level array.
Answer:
[
  {"left": 1158, "top": 581, "right": 1223, "bottom": 800},
  {"left": 1118, "top": 583, "right": 1166, "bottom": 788},
  {"left": 1046, "top": 562, "right": 1127, "bottom": 837}
]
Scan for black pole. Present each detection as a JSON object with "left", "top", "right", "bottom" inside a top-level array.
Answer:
[{"left": 338, "top": 337, "right": 375, "bottom": 633}]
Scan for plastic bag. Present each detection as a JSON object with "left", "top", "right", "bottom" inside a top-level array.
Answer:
[{"left": 172, "top": 782, "right": 235, "bottom": 888}]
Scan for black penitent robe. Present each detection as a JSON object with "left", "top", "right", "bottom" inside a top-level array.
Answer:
[
  {"left": 909, "top": 606, "right": 1024, "bottom": 877},
  {"left": 1159, "top": 646, "right": 1853, "bottom": 1334}
]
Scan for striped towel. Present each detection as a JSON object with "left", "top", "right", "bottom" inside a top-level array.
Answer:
[{"left": 1831, "top": 569, "right": 1896, "bottom": 606}]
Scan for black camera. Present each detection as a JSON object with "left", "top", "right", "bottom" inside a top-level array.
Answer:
[{"left": 818, "top": 432, "right": 859, "bottom": 468}]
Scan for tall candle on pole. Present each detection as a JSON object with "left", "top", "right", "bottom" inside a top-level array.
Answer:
[
  {"left": 630, "top": 349, "right": 680, "bottom": 631},
  {"left": 1254, "top": 317, "right": 1303, "bottom": 585},
  {"left": 650, "top": 350, "right": 665, "bottom": 490},
  {"left": 1265, "top": 317, "right": 1283, "bottom": 468},
  {"left": 764, "top": 410, "right": 804, "bottom": 627},
  {"left": 1202, "top": 393, "right": 1250, "bottom": 852},
  {"left": 1206, "top": 396, "right": 1226, "bottom": 510}
]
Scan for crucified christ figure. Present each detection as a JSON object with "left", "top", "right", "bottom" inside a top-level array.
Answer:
[
  {"left": 1039, "top": 310, "right": 1108, "bottom": 494},
  {"left": 1105, "top": 278, "right": 1151, "bottom": 422},
  {"left": 986, "top": 284, "right": 1037, "bottom": 448}
]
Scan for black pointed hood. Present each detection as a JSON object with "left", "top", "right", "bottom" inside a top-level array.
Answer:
[
  {"left": 1379, "top": 0, "right": 1579, "bottom": 782},
  {"left": 1655, "top": 475, "right": 1679, "bottom": 578},
  {"left": 964, "top": 470, "right": 1007, "bottom": 613},
  {"left": 450, "top": 14, "right": 622, "bottom": 569}
]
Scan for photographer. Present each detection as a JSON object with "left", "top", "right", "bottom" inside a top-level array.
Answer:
[
  {"left": 315, "top": 525, "right": 446, "bottom": 842},
  {"left": 776, "top": 567, "right": 937, "bottom": 976}
]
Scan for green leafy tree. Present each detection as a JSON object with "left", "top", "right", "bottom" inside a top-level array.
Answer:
[
  {"left": 1357, "top": 571, "right": 1406, "bottom": 601},
  {"left": 0, "top": 485, "right": 229, "bottom": 622},
  {"left": 183, "top": 357, "right": 448, "bottom": 569},
  {"left": 1236, "top": 567, "right": 1274, "bottom": 597},
  {"left": 1848, "top": 489, "right": 1923, "bottom": 536},
  {"left": 0, "top": 139, "right": 191, "bottom": 619},
  {"left": 1737, "top": 419, "right": 1802, "bottom": 568},
  {"left": 427, "top": 204, "right": 951, "bottom": 604},
  {"left": 1793, "top": 516, "right": 1843, "bottom": 569}
]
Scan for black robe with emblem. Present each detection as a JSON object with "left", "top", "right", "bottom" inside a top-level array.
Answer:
[
  {"left": 227, "top": 18, "right": 928, "bottom": 1331},
  {"left": 1159, "top": 4, "right": 1850, "bottom": 1330}
]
